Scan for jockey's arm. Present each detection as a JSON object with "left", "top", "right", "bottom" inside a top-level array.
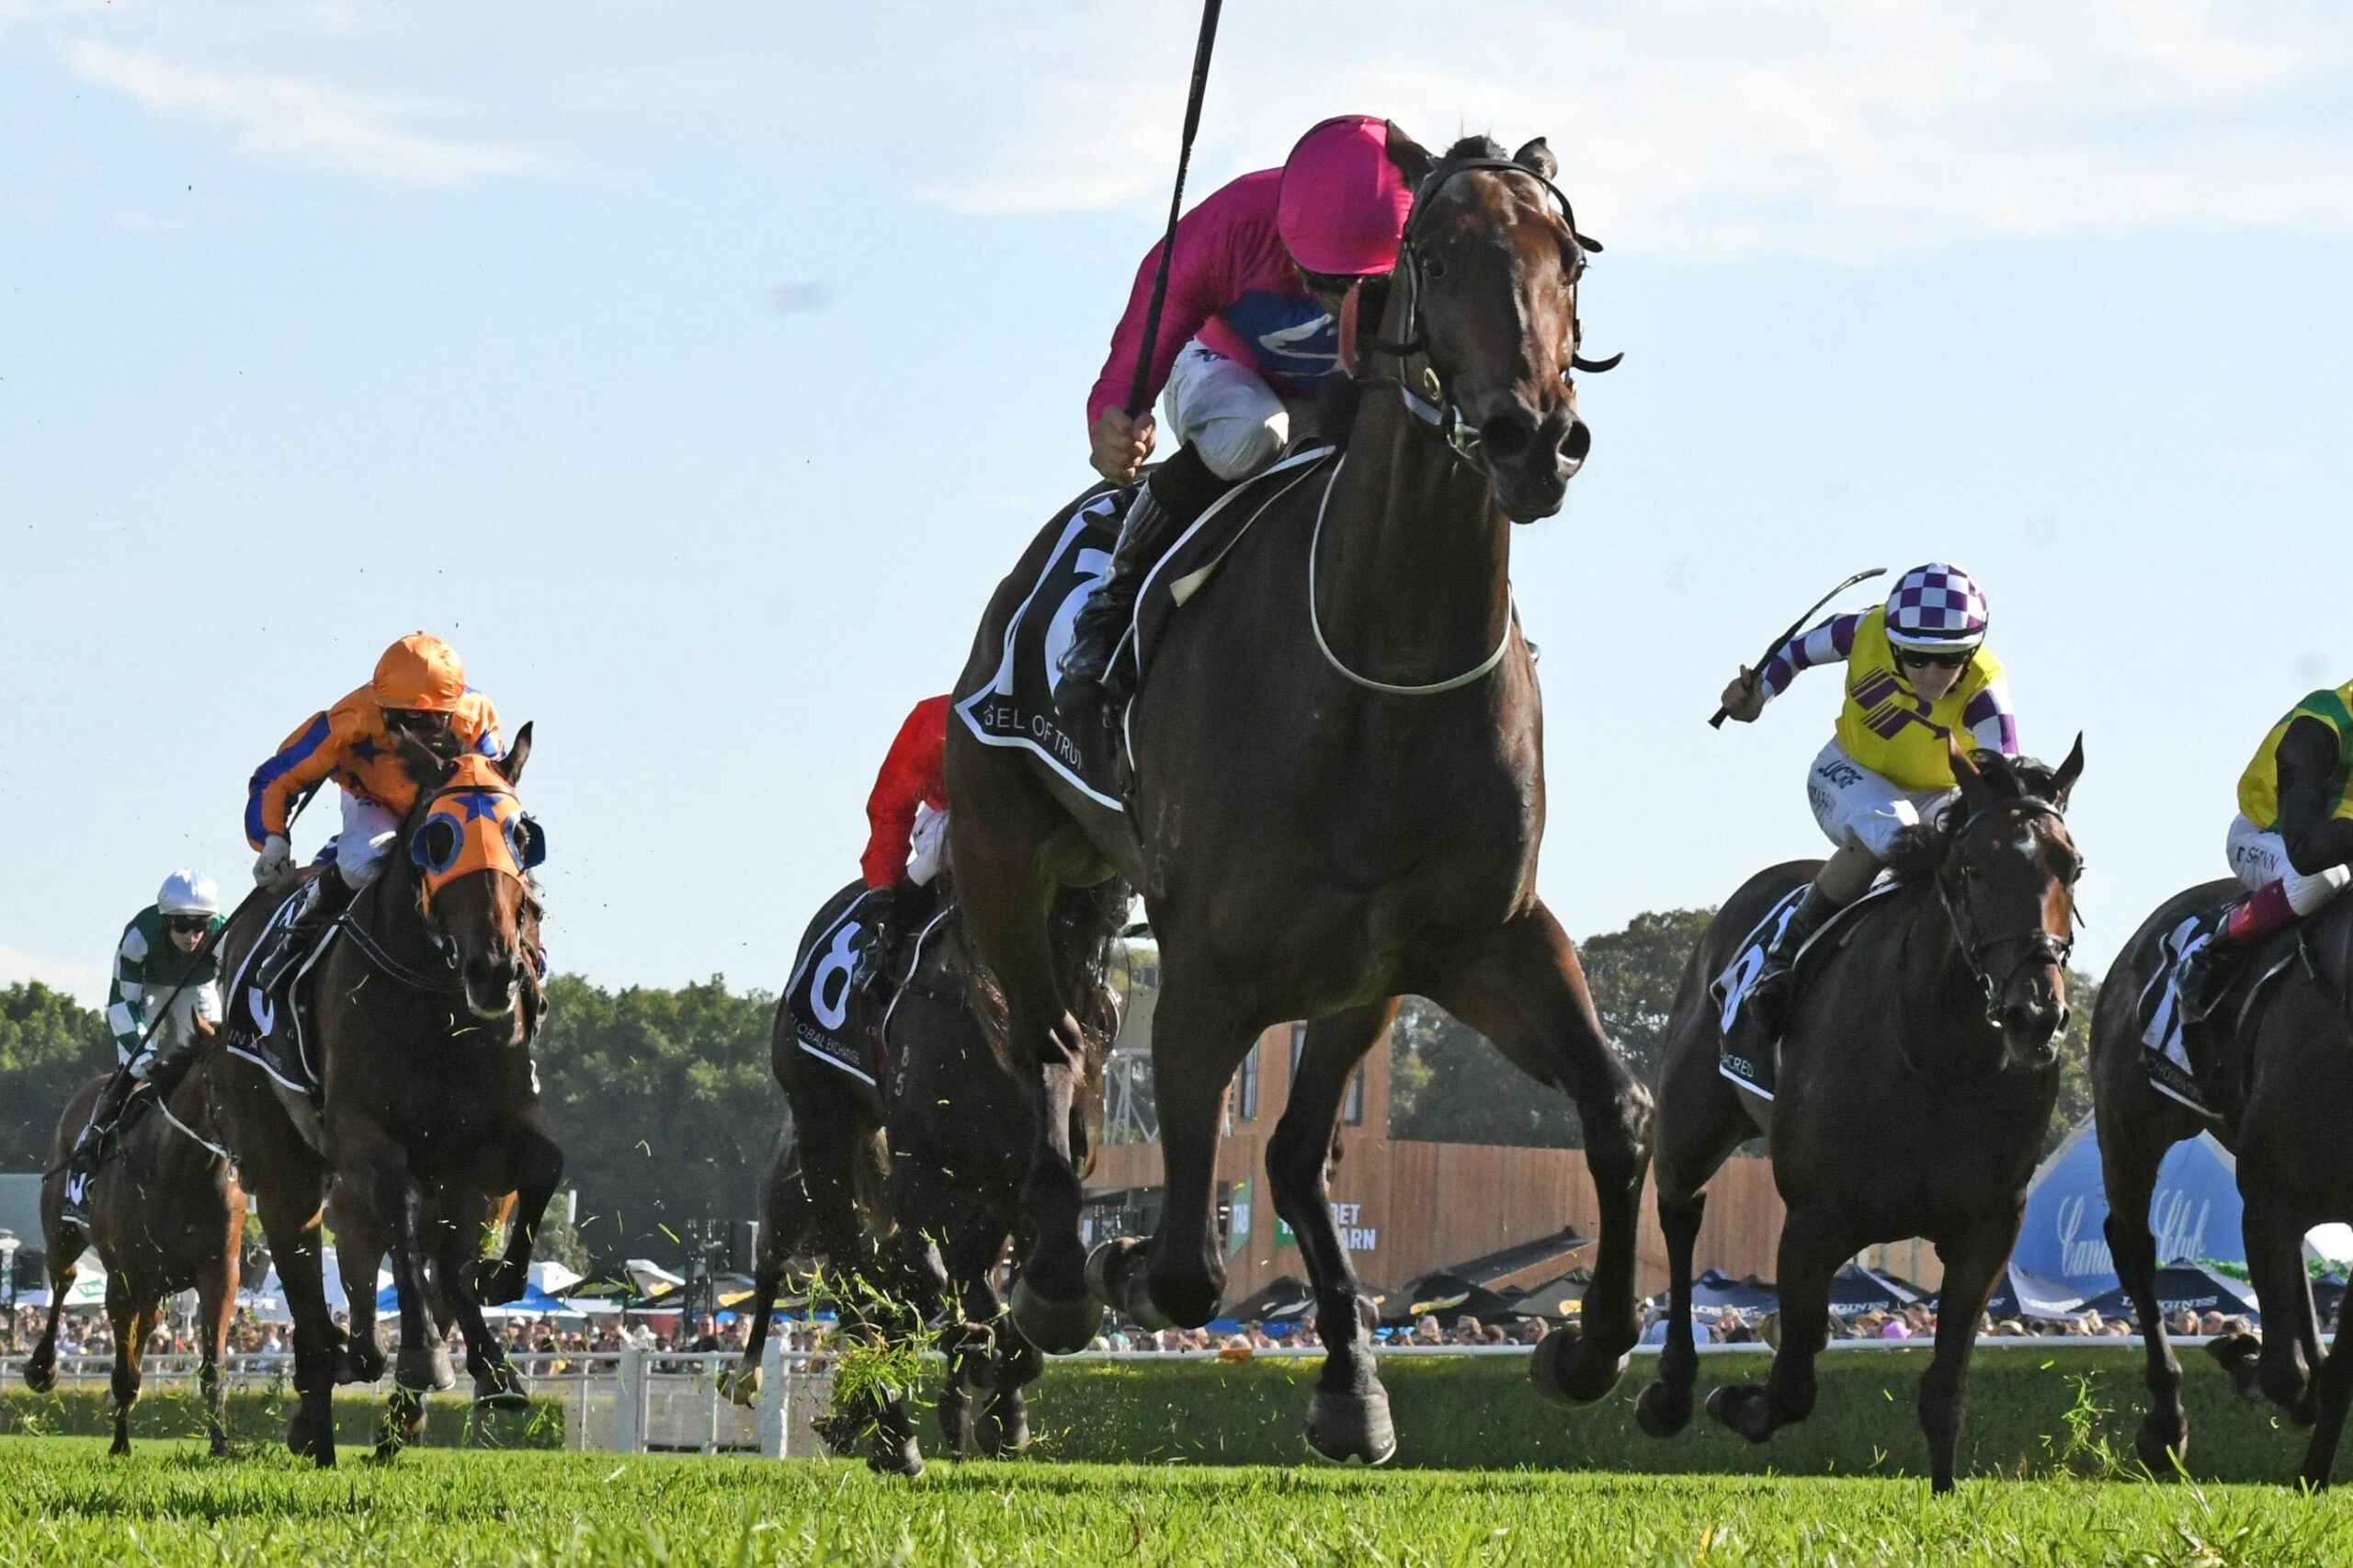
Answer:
[
  {"left": 244, "top": 709, "right": 346, "bottom": 850},
  {"left": 2275, "top": 715, "right": 2353, "bottom": 877},
  {"left": 1961, "top": 678, "right": 2020, "bottom": 756},
  {"left": 105, "top": 921, "right": 148, "bottom": 1065},
  {"left": 1726, "top": 612, "right": 1863, "bottom": 721},
  {"left": 1086, "top": 202, "right": 1235, "bottom": 446},
  {"left": 860, "top": 700, "right": 946, "bottom": 890}
]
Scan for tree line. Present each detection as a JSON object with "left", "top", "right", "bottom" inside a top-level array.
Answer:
[{"left": 0, "top": 905, "right": 2097, "bottom": 1274}]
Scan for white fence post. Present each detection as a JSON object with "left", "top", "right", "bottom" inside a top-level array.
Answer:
[
  {"left": 610, "top": 1346, "right": 643, "bottom": 1455},
  {"left": 758, "top": 1335, "right": 786, "bottom": 1459}
]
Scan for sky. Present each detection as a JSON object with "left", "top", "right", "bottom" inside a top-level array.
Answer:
[{"left": 2, "top": 0, "right": 2349, "bottom": 1006}]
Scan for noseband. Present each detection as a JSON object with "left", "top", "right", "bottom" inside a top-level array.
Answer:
[
  {"left": 1356, "top": 156, "right": 1620, "bottom": 478},
  {"left": 1934, "top": 797, "right": 2075, "bottom": 1026}
]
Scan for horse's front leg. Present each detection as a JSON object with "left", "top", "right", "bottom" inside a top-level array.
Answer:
[
  {"left": 726, "top": 1134, "right": 809, "bottom": 1408},
  {"left": 1706, "top": 1205, "right": 1844, "bottom": 1449},
  {"left": 2102, "top": 1127, "right": 2193, "bottom": 1471},
  {"left": 22, "top": 1257, "right": 74, "bottom": 1393},
  {"left": 255, "top": 1184, "right": 339, "bottom": 1466},
  {"left": 2241, "top": 1195, "right": 2322, "bottom": 1424},
  {"left": 105, "top": 1284, "right": 151, "bottom": 1458},
  {"left": 1915, "top": 1214, "right": 2018, "bottom": 1494},
  {"left": 435, "top": 1200, "right": 530, "bottom": 1412},
  {"left": 1092, "top": 969, "right": 1256, "bottom": 1332},
  {"left": 1267, "top": 1000, "right": 1400, "bottom": 1465},
  {"left": 195, "top": 1213, "right": 242, "bottom": 1457},
  {"left": 338, "top": 1125, "right": 448, "bottom": 1411},
  {"left": 1427, "top": 903, "right": 1654, "bottom": 1404},
  {"left": 471, "top": 1119, "right": 563, "bottom": 1306}
]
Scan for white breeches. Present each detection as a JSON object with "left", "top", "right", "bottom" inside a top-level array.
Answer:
[
  {"left": 907, "top": 803, "right": 949, "bottom": 887},
  {"left": 331, "top": 790, "right": 404, "bottom": 889},
  {"left": 1163, "top": 341, "right": 1302, "bottom": 482},
  {"left": 1806, "top": 739, "right": 1957, "bottom": 862},
  {"left": 2226, "top": 812, "right": 2353, "bottom": 916}
]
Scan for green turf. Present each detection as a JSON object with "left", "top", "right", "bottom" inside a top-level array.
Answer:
[{"left": 6, "top": 1439, "right": 2353, "bottom": 1565}]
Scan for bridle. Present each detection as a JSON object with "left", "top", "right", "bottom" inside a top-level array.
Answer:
[
  {"left": 1355, "top": 155, "right": 1621, "bottom": 478},
  {"left": 1934, "top": 796, "right": 2076, "bottom": 1027}
]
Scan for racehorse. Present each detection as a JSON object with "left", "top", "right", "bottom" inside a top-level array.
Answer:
[
  {"left": 948, "top": 130, "right": 1650, "bottom": 1463},
  {"left": 332, "top": 1178, "right": 532, "bottom": 1453},
  {"left": 2090, "top": 885, "right": 2353, "bottom": 1487},
  {"left": 23, "top": 1055, "right": 246, "bottom": 1457},
  {"left": 723, "top": 873, "right": 1127, "bottom": 1476},
  {"left": 1638, "top": 742, "right": 2084, "bottom": 1493},
  {"left": 215, "top": 727, "right": 563, "bottom": 1466}
]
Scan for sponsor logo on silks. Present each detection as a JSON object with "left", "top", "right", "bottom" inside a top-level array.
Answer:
[
  {"left": 1813, "top": 756, "right": 1865, "bottom": 790},
  {"left": 1847, "top": 671, "right": 1946, "bottom": 743}
]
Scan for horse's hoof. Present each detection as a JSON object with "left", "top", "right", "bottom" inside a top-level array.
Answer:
[
  {"left": 1010, "top": 1278, "right": 1103, "bottom": 1356},
  {"left": 813, "top": 1413, "right": 862, "bottom": 1458},
  {"left": 978, "top": 1399, "right": 1029, "bottom": 1458},
  {"left": 108, "top": 1437, "right": 131, "bottom": 1459},
  {"left": 395, "top": 1346, "right": 456, "bottom": 1394},
  {"left": 1528, "top": 1325, "right": 1628, "bottom": 1408},
  {"left": 1304, "top": 1386, "right": 1397, "bottom": 1466},
  {"left": 938, "top": 1401, "right": 973, "bottom": 1459},
  {"left": 473, "top": 1363, "right": 532, "bottom": 1411},
  {"left": 722, "top": 1364, "right": 763, "bottom": 1408},
  {"left": 1635, "top": 1379, "right": 1694, "bottom": 1439},
  {"left": 868, "top": 1433, "right": 925, "bottom": 1479},
  {"left": 287, "top": 1399, "right": 336, "bottom": 1465},
  {"left": 21, "top": 1356, "right": 55, "bottom": 1395},
  {"left": 1705, "top": 1383, "right": 1776, "bottom": 1445},
  {"left": 1085, "top": 1237, "right": 1172, "bottom": 1330},
  {"left": 2134, "top": 1413, "right": 2190, "bottom": 1477}
]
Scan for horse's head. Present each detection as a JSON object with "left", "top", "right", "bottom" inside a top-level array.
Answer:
[
  {"left": 393, "top": 722, "right": 546, "bottom": 1022},
  {"left": 1365, "top": 131, "right": 1614, "bottom": 523},
  {"left": 1929, "top": 736, "right": 2086, "bottom": 1068}
]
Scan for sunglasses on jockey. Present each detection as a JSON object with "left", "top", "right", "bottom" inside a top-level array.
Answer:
[
  {"left": 164, "top": 915, "right": 211, "bottom": 937},
  {"left": 1896, "top": 646, "right": 1972, "bottom": 671}
]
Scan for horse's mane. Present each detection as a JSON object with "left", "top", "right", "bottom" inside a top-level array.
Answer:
[
  {"left": 955, "top": 877, "right": 1134, "bottom": 1079},
  {"left": 1883, "top": 750, "right": 2065, "bottom": 888}
]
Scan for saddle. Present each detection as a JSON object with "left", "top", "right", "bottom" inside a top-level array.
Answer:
[
  {"left": 953, "top": 446, "right": 1339, "bottom": 812},
  {"left": 1711, "top": 879, "right": 1900, "bottom": 1096}
]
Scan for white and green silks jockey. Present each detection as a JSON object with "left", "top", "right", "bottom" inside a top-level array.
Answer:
[{"left": 57, "top": 870, "right": 227, "bottom": 1233}]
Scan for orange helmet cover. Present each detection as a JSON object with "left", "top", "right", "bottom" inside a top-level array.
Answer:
[{"left": 372, "top": 633, "right": 468, "bottom": 713}]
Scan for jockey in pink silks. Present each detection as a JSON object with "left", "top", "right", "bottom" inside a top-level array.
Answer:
[{"left": 1055, "top": 114, "right": 1420, "bottom": 715}]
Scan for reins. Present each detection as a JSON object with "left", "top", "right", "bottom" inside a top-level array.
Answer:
[{"left": 1305, "top": 454, "right": 1515, "bottom": 697}]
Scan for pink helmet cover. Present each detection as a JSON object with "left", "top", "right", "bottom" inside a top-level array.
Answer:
[{"left": 1278, "top": 115, "right": 1415, "bottom": 278}]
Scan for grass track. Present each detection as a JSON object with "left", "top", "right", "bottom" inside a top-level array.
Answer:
[{"left": 6, "top": 1438, "right": 2353, "bottom": 1565}]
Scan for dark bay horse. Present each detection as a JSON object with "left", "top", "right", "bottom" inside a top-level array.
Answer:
[
  {"left": 2091, "top": 885, "right": 2353, "bottom": 1487},
  {"left": 1638, "top": 743, "right": 2084, "bottom": 1493},
  {"left": 216, "top": 729, "right": 563, "bottom": 1465},
  {"left": 949, "top": 131, "right": 1650, "bottom": 1463},
  {"left": 725, "top": 874, "right": 1126, "bottom": 1476},
  {"left": 24, "top": 1054, "right": 246, "bottom": 1456}
]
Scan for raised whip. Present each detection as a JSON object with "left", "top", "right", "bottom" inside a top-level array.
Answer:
[
  {"left": 1709, "top": 566, "right": 1887, "bottom": 729},
  {"left": 1125, "top": 0, "right": 1226, "bottom": 418}
]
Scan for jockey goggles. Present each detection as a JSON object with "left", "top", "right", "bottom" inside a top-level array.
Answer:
[{"left": 1896, "top": 647, "right": 1972, "bottom": 671}]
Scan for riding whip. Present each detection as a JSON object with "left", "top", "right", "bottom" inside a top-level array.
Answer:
[
  {"left": 1123, "top": 0, "right": 1226, "bottom": 418},
  {"left": 1709, "top": 566, "right": 1887, "bottom": 729}
]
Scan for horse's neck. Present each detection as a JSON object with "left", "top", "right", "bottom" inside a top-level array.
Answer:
[
  {"left": 1313, "top": 392, "right": 1512, "bottom": 687},
  {"left": 1896, "top": 888, "right": 2002, "bottom": 1070}
]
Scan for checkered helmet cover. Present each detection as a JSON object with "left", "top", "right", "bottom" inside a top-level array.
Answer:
[{"left": 1883, "top": 562, "right": 1989, "bottom": 650}]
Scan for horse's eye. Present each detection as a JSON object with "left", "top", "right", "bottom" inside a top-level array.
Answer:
[{"left": 1422, "top": 255, "right": 1447, "bottom": 283}]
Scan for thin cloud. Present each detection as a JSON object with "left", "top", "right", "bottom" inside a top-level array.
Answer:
[
  {"left": 67, "top": 40, "right": 547, "bottom": 186},
  {"left": 0, "top": 941, "right": 108, "bottom": 1006}
]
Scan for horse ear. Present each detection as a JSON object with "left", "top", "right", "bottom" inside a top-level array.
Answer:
[
  {"left": 499, "top": 722, "right": 534, "bottom": 788},
  {"left": 1513, "top": 136, "right": 1557, "bottom": 180},
  {"left": 1384, "top": 121, "right": 1436, "bottom": 191},
  {"left": 1948, "top": 737, "right": 1993, "bottom": 811},
  {"left": 2048, "top": 733, "right": 2086, "bottom": 808}
]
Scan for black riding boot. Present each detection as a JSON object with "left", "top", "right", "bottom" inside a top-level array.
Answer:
[
  {"left": 256, "top": 872, "right": 357, "bottom": 995},
  {"left": 1054, "top": 447, "right": 1233, "bottom": 724},
  {"left": 850, "top": 884, "right": 903, "bottom": 996},
  {"left": 1721, "top": 881, "right": 1844, "bottom": 1095}
]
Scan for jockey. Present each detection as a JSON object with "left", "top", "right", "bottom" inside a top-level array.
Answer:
[
  {"left": 1055, "top": 114, "right": 1419, "bottom": 717},
  {"left": 245, "top": 631, "right": 504, "bottom": 991},
  {"left": 2176, "top": 681, "right": 2353, "bottom": 1018},
  {"left": 853, "top": 695, "right": 950, "bottom": 994},
  {"left": 56, "top": 870, "right": 227, "bottom": 1235},
  {"left": 1717, "top": 564, "right": 2019, "bottom": 1081}
]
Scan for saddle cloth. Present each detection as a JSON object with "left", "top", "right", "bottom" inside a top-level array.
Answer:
[
  {"left": 952, "top": 445, "right": 1338, "bottom": 812},
  {"left": 220, "top": 889, "right": 335, "bottom": 1104},
  {"left": 1710, "top": 879, "right": 1899, "bottom": 1094},
  {"left": 783, "top": 890, "right": 887, "bottom": 1088},
  {"left": 2136, "top": 907, "right": 2225, "bottom": 1113}
]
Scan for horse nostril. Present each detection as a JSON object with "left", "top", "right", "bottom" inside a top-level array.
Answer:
[
  {"left": 1479, "top": 412, "right": 1535, "bottom": 463},
  {"left": 1559, "top": 419, "right": 1591, "bottom": 473}
]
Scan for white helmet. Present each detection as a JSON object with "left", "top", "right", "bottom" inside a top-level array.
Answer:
[{"left": 156, "top": 869, "right": 221, "bottom": 917}]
